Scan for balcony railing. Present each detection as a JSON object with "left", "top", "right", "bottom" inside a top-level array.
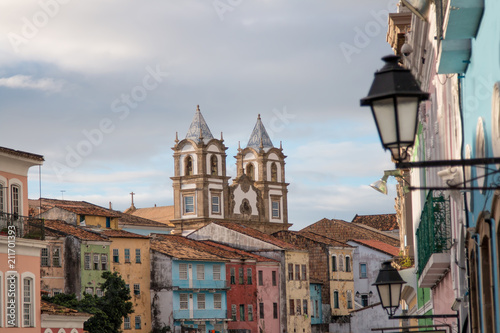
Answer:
[
  {"left": 416, "top": 191, "right": 451, "bottom": 276},
  {"left": 0, "top": 213, "right": 45, "bottom": 239},
  {"left": 173, "top": 279, "right": 229, "bottom": 290},
  {"left": 173, "top": 309, "right": 227, "bottom": 320}
]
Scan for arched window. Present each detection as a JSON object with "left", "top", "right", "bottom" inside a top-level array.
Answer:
[
  {"left": 211, "top": 155, "right": 218, "bottom": 176},
  {"left": 185, "top": 156, "right": 193, "bottom": 176},
  {"left": 0, "top": 180, "right": 5, "bottom": 213},
  {"left": 345, "top": 256, "right": 351, "bottom": 272},
  {"left": 339, "top": 255, "right": 344, "bottom": 272},
  {"left": 347, "top": 290, "right": 353, "bottom": 309},
  {"left": 333, "top": 290, "right": 339, "bottom": 309},
  {"left": 11, "top": 184, "right": 20, "bottom": 217},
  {"left": 23, "top": 277, "right": 34, "bottom": 327},
  {"left": 271, "top": 162, "right": 278, "bottom": 182},
  {"left": 246, "top": 164, "right": 255, "bottom": 180}
]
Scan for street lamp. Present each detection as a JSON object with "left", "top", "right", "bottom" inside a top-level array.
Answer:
[
  {"left": 360, "top": 55, "right": 429, "bottom": 163},
  {"left": 372, "top": 261, "right": 406, "bottom": 317}
]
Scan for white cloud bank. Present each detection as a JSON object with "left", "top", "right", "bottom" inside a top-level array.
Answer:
[{"left": 0, "top": 75, "right": 65, "bottom": 92}]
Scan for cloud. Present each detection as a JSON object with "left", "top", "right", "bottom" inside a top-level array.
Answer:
[{"left": 0, "top": 75, "right": 65, "bottom": 92}]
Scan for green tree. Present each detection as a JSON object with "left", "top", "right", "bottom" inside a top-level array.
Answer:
[{"left": 43, "top": 271, "right": 133, "bottom": 333}]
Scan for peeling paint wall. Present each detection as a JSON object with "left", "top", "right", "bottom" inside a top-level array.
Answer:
[
  {"left": 40, "top": 238, "right": 65, "bottom": 296},
  {"left": 64, "top": 236, "right": 81, "bottom": 296},
  {"left": 150, "top": 250, "right": 174, "bottom": 331}
]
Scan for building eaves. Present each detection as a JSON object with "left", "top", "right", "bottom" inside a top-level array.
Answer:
[
  {"left": 351, "top": 213, "right": 398, "bottom": 231},
  {"left": 349, "top": 239, "right": 400, "bottom": 257},
  {"left": 43, "top": 220, "right": 109, "bottom": 241},
  {"left": 0, "top": 146, "right": 44, "bottom": 162},
  {"left": 99, "top": 229, "right": 150, "bottom": 239},
  {"left": 151, "top": 234, "right": 228, "bottom": 261},
  {"left": 200, "top": 240, "right": 278, "bottom": 262}
]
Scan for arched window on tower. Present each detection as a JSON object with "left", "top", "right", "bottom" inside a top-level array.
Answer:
[
  {"left": 246, "top": 163, "right": 255, "bottom": 180},
  {"left": 185, "top": 156, "right": 193, "bottom": 176},
  {"left": 271, "top": 162, "right": 278, "bottom": 182},
  {"left": 211, "top": 155, "right": 218, "bottom": 176}
]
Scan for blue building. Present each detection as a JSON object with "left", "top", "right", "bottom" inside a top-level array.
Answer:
[
  {"left": 309, "top": 282, "right": 323, "bottom": 326},
  {"left": 150, "top": 234, "right": 229, "bottom": 333}
]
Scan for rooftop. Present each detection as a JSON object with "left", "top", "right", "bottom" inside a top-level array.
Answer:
[
  {"left": 29, "top": 198, "right": 121, "bottom": 218},
  {"left": 128, "top": 205, "right": 175, "bottom": 226},
  {"left": 44, "top": 219, "right": 109, "bottom": 241},
  {"left": 246, "top": 114, "right": 274, "bottom": 151},
  {"left": 200, "top": 240, "right": 277, "bottom": 262},
  {"left": 351, "top": 214, "right": 398, "bottom": 231},
  {"left": 0, "top": 146, "right": 44, "bottom": 162},
  {"left": 185, "top": 105, "right": 215, "bottom": 144},
  {"left": 349, "top": 239, "right": 400, "bottom": 257},
  {"left": 41, "top": 300, "right": 91, "bottom": 317},
  {"left": 99, "top": 229, "right": 150, "bottom": 239},
  {"left": 151, "top": 234, "right": 228, "bottom": 261},
  {"left": 118, "top": 211, "right": 173, "bottom": 229}
]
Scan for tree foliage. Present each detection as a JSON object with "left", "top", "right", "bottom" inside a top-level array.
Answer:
[{"left": 43, "top": 271, "right": 133, "bottom": 333}]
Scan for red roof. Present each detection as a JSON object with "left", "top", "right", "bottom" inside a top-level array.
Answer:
[
  {"left": 351, "top": 214, "right": 398, "bottom": 231},
  {"left": 100, "top": 229, "right": 150, "bottom": 239},
  {"left": 151, "top": 234, "right": 228, "bottom": 261},
  {"left": 30, "top": 198, "right": 121, "bottom": 218},
  {"left": 44, "top": 220, "right": 109, "bottom": 241},
  {"left": 201, "top": 240, "right": 277, "bottom": 262},
  {"left": 350, "top": 239, "right": 400, "bottom": 257}
]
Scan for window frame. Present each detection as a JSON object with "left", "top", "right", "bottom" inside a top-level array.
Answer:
[
  {"left": 248, "top": 304, "right": 254, "bottom": 321},
  {"left": 41, "top": 248, "right": 50, "bottom": 267},
  {"left": 183, "top": 194, "right": 195, "bottom": 215},
  {"left": 214, "top": 293, "right": 222, "bottom": 309},
  {"left": 247, "top": 268, "right": 252, "bottom": 285},
  {"left": 113, "top": 248, "right": 119, "bottom": 263},
  {"left": 124, "top": 316, "right": 131, "bottom": 330},
  {"left": 22, "top": 277, "right": 34, "bottom": 327},
  {"left": 101, "top": 254, "right": 108, "bottom": 270},
  {"left": 133, "top": 283, "right": 140, "bottom": 296},
  {"left": 346, "top": 255, "right": 351, "bottom": 272},
  {"left": 332, "top": 255, "right": 337, "bottom": 272},
  {"left": 84, "top": 253, "right": 91, "bottom": 270},
  {"left": 197, "top": 264, "right": 205, "bottom": 280},
  {"left": 135, "top": 249, "right": 141, "bottom": 263},
  {"left": 93, "top": 253, "right": 100, "bottom": 270},
  {"left": 124, "top": 249, "right": 130, "bottom": 263},
  {"left": 239, "top": 304, "right": 245, "bottom": 321},
  {"left": 179, "top": 263, "right": 188, "bottom": 280},
  {"left": 213, "top": 264, "right": 221, "bottom": 280},
  {"left": 197, "top": 293, "right": 205, "bottom": 310},
  {"left": 135, "top": 316, "right": 141, "bottom": 329},
  {"left": 301, "top": 264, "right": 307, "bottom": 280},
  {"left": 271, "top": 197, "right": 280, "bottom": 219},
  {"left": 259, "top": 302, "right": 264, "bottom": 319},
  {"left": 272, "top": 270, "right": 277, "bottom": 286},
  {"left": 288, "top": 263, "right": 293, "bottom": 280},
  {"left": 180, "top": 294, "right": 188, "bottom": 310},
  {"left": 11, "top": 185, "right": 20, "bottom": 216},
  {"left": 360, "top": 263, "right": 367, "bottom": 279}
]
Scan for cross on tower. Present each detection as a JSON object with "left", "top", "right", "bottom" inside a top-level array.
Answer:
[{"left": 130, "top": 192, "right": 135, "bottom": 206}]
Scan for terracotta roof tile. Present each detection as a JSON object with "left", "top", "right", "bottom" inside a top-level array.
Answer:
[
  {"left": 212, "top": 222, "right": 299, "bottom": 250},
  {"left": 0, "top": 146, "right": 44, "bottom": 162},
  {"left": 200, "top": 240, "right": 278, "bottom": 262},
  {"left": 29, "top": 198, "right": 121, "bottom": 218},
  {"left": 118, "top": 212, "right": 172, "bottom": 228},
  {"left": 41, "top": 300, "right": 91, "bottom": 317},
  {"left": 44, "top": 220, "right": 109, "bottom": 241},
  {"left": 99, "top": 229, "right": 150, "bottom": 239},
  {"left": 301, "top": 218, "right": 400, "bottom": 248},
  {"left": 129, "top": 206, "right": 175, "bottom": 226},
  {"left": 350, "top": 239, "right": 400, "bottom": 257},
  {"left": 151, "top": 234, "right": 228, "bottom": 261},
  {"left": 351, "top": 214, "right": 398, "bottom": 231}
]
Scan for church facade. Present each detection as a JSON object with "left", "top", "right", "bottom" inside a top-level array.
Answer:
[{"left": 170, "top": 106, "right": 291, "bottom": 235}]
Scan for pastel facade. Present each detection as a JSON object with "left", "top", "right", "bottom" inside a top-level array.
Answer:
[
  {"left": 40, "top": 236, "right": 66, "bottom": 296},
  {"left": 41, "top": 300, "right": 91, "bottom": 333}
]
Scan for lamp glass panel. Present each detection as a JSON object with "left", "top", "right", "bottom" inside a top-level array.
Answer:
[
  {"left": 396, "top": 96, "right": 419, "bottom": 143},
  {"left": 376, "top": 284, "right": 391, "bottom": 308},
  {"left": 372, "top": 98, "right": 397, "bottom": 147},
  {"left": 390, "top": 284, "right": 402, "bottom": 308}
]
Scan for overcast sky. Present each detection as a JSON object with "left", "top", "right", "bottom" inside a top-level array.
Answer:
[{"left": 1, "top": 0, "right": 400, "bottom": 230}]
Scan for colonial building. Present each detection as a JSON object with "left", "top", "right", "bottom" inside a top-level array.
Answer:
[{"left": 170, "top": 106, "right": 291, "bottom": 235}]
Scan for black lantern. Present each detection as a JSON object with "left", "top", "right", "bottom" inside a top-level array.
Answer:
[
  {"left": 360, "top": 55, "right": 429, "bottom": 163},
  {"left": 372, "top": 261, "right": 406, "bottom": 317}
]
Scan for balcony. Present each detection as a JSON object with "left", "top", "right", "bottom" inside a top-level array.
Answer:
[
  {"left": 173, "top": 309, "right": 227, "bottom": 320},
  {"left": 0, "top": 213, "right": 45, "bottom": 239},
  {"left": 416, "top": 192, "right": 452, "bottom": 288},
  {"left": 173, "top": 279, "right": 229, "bottom": 290}
]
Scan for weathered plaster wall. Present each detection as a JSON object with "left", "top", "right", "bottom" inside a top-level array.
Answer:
[{"left": 150, "top": 251, "right": 174, "bottom": 331}]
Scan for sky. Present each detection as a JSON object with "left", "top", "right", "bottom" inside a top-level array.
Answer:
[{"left": 0, "top": 0, "right": 400, "bottom": 230}]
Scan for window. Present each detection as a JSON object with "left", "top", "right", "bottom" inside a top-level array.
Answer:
[
  {"left": 246, "top": 163, "right": 254, "bottom": 180},
  {"left": 248, "top": 304, "right": 254, "bottom": 321},
  {"left": 230, "top": 267, "right": 236, "bottom": 284},
  {"left": 135, "top": 249, "right": 141, "bottom": 263},
  {"left": 185, "top": 156, "right": 193, "bottom": 175},
  {"left": 289, "top": 299, "right": 295, "bottom": 315},
  {"left": 124, "top": 317, "right": 131, "bottom": 329},
  {"left": 296, "top": 299, "right": 301, "bottom": 315},
  {"left": 347, "top": 290, "right": 353, "bottom": 309},
  {"left": 301, "top": 264, "right": 307, "bottom": 280},
  {"left": 315, "top": 300, "right": 319, "bottom": 318},
  {"left": 273, "top": 302, "right": 278, "bottom": 319},
  {"left": 213, "top": 265, "right": 221, "bottom": 280},
  {"left": 41, "top": 248, "right": 49, "bottom": 266},
  {"left": 0, "top": 182, "right": 5, "bottom": 212},
  {"left": 179, "top": 263, "right": 188, "bottom": 280},
  {"left": 135, "top": 316, "right": 141, "bottom": 329},
  {"left": 84, "top": 253, "right": 91, "bottom": 270},
  {"left": 184, "top": 195, "right": 194, "bottom": 214},
  {"left": 258, "top": 270, "right": 263, "bottom": 286},
  {"left": 52, "top": 247, "right": 60, "bottom": 267},
  {"left": 333, "top": 291, "right": 339, "bottom": 309},
  {"left": 360, "top": 263, "right": 367, "bottom": 279},
  {"left": 93, "top": 254, "right": 100, "bottom": 270},
  {"left": 113, "top": 249, "right": 119, "bottom": 263},
  {"left": 180, "top": 294, "right": 188, "bottom": 310},
  {"left": 247, "top": 268, "right": 252, "bottom": 284},
  {"left": 259, "top": 302, "right": 264, "bottom": 318},
  {"left": 96, "top": 288, "right": 103, "bottom": 297},
  {"left": 124, "top": 249, "right": 130, "bottom": 263},
  {"left": 295, "top": 264, "right": 300, "bottom": 280},
  {"left": 271, "top": 162, "right": 278, "bottom": 182},
  {"left": 346, "top": 256, "right": 351, "bottom": 272},
  {"left": 23, "top": 278, "right": 33, "bottom": 327},
  {"left": 288, "top": 264, "right": 293, "bottom": 280},
  {"left": 303, "top": 299, "right": 308, "bottom": 315},
  {"left": 272, "top": 271, "right": 277, "bottom": 286},
  {"left": 214, "top": 293, "right": 222, "bottom": 309},
  {"left": 361, "top": 294, "right": 368, "bottom": 307},
  {"left": 197, "top": 264, "right": 205, "bottom": 280},
  {"left": 85, "top": 287, "right": 94, "bottom": 295},
  {"left": 239, "top": 267, "right": 244, "bottom": 284},
  {"left": 339, "top": 256, "right": 344, "bottom": 272},
  {"left": 239, "top": 304, "right": 245, "bottom": 321},
  {"left": 101, "top": 254, "right": 108, "bottom": 270},
  {"left": 134, "top": 283, "right": 140, "bottom": 296},
  {"left": 271, "top": 200, "right": 280, "bottom": 218},
  {"left": 231, "top": 304, "right": 237, "bottom": 321},
  {"left": 211, "top": 195, "right": 220, "bottom": 214},
  {"left": 197, "top": 293, "right": 205, "bottom": 309},
  {"left": 332, "top": 255, "right": 337, "bottom": 272},
  {"left": 52, "top": 289, "right": 62, "bottom": 296},
  {"left": 211, "top": 155, "right": 218, "bottom": 175},
  {"left": 11, "top": 185, "right": 20, "bottom": 216}
]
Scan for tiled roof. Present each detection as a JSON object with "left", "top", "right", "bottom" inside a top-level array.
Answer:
[
  {"left": 118, "top": 212, "right": 172, "bottom": 229},
  {"left": 212, "top": 222, "right": 299, "bottom": 250},
  {"left": 185, "top": 106, "right": 214, "bottom": 144},
  {"left": 100, "top": 229, "right": 150, "bottom": 239},
  {"left": 41, "top": 300, "right": 91, "bottom": 317},
  {"left": 129, "top": 206, "right": 175, "bottom": 226},
  {"left": 274, "top": 230, "right": 351, "bottom": 248},
  {"left": 200, "top": 240, "right": 277, "bottom": 262},
  {"left": 151, "top": 234, "right": 227, "bottom": 261},
  {"left": 44, "top": 220, "right": 109, "bottom": 241},
  {"left": 29, "top": 198, "right": 121, "bottom": 218},
  {"left": 0, "top": 146, "right": 44, "bottom": 161},
  {"left": 301, "top": 218, "right": 400, "bottom": 248},
  {"left": 351, "top": 214, "right": 398, "bottom": 231},
  {"left": 246, "top": 114, "right": 273, "bottom": 150},
  {"left": 350, "top": 239, "right": 400, "bottom": 257}
]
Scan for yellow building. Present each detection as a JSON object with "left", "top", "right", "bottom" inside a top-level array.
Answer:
[
  {"left": 284, "top": 250, "right": 311, "bottom": 333},
  {"left": 101, "top": 229, "right": 151, "bottom": 333},
  {"left": 330, "top": 247, "right": 355, "bottom": 317}
]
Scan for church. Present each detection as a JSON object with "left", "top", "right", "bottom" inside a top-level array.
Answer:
[{"left": 169, "top": 106, "right": 291, "bottom": 235}]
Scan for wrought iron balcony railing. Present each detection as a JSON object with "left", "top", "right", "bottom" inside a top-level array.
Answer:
[
  {"left": 0, "top": 212, "right": 45, "bottom": 239},
  {"left": 416, "top": 191, "right": 451, "bottom": 275}
]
